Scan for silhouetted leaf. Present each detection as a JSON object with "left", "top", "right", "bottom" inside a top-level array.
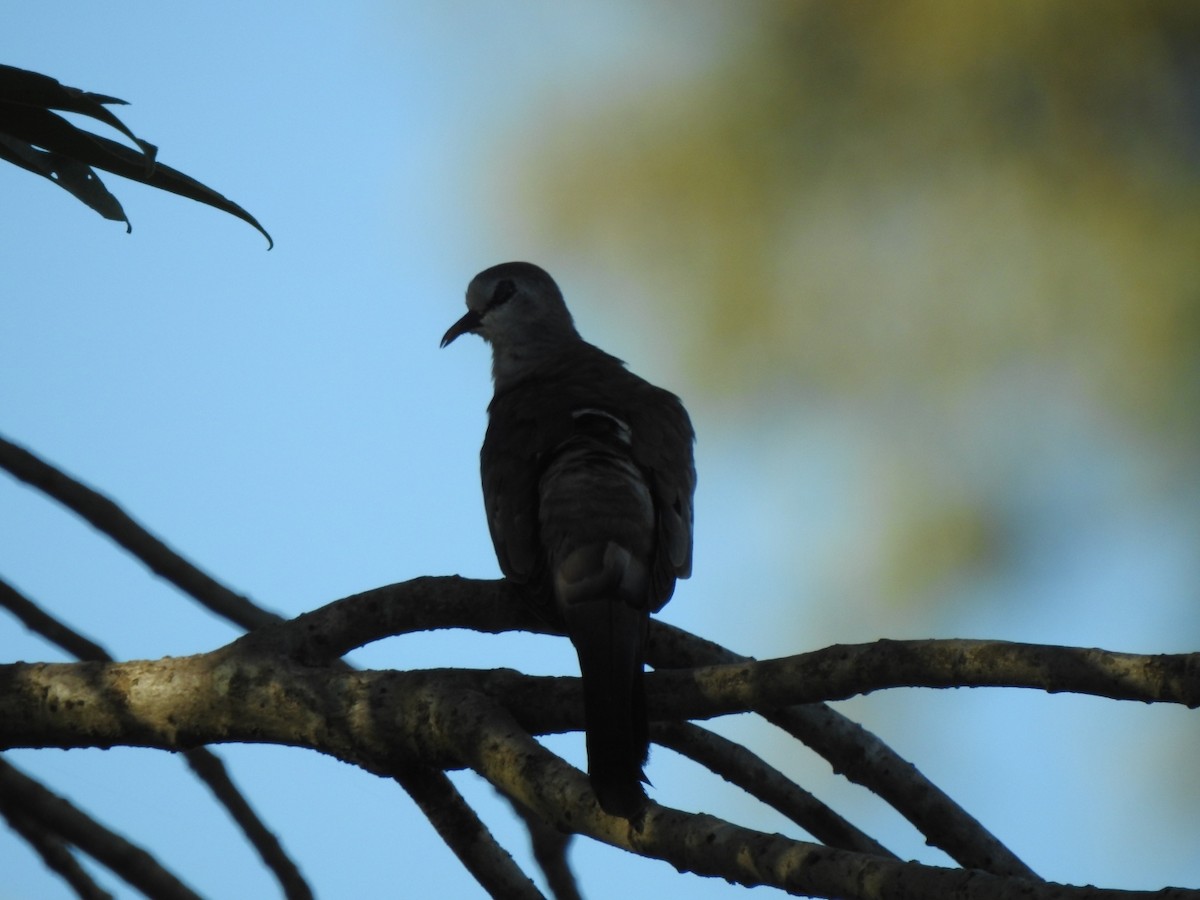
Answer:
[
  {"left": 0, "top": 64, "right": 153, "bottom": 160},
  {"left": 82, "top": 128, "right": 272, "bottom": 247},
  {"left": 0, "top": 64, "right": 271, "bottom": 247},
  {"left": 0, "top": 133, "right": 128, "bottom": 226}
]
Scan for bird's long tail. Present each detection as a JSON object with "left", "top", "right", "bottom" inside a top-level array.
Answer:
[{"left": 563, "top": 596, "right": 649, "bottom": 819}]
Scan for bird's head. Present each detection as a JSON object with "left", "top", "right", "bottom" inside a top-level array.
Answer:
[{"left": 441, "top": 262, "right": 577, "bottom": 352}]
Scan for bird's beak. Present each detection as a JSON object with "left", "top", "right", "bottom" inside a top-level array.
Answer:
[{"left": 440, "top": 309, "right": 482, "bottom": 348}]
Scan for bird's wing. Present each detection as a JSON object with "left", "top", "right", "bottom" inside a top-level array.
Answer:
[
  {"left": 482, "top": 349, "right": 696, "bottom": 610},
  {"left": 628, "top": 382, "right": 696, "bottom": 610},
  {"left": 481, "top": 382, "right": 571, "bottom": 584}
]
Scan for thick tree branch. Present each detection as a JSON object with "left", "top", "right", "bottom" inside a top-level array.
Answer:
[
  {"left": 4, "top": 628, "right": 1198, "bottom": 894},
  {"left": 440, "top": 687, "right": 1196, "bottom": 900},
  {"left": 256, "top": 577, "right": 1200, "bottom": 880},
  {"left": 642, "top": 640, "right": 1200, "bottom": 717},
  {"left": 240, "top": 577, "right": 1040, "bottom": 875},
  {"left": 6, "top": 637, "right": 1194, "bottom": 756},
  {"left": 0, "top": 576, "right": 315, "bottom": 900}
]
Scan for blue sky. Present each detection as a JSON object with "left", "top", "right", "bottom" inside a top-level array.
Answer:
[{"left": 3, "top": 4, "right": 1197, "bottom": 898}]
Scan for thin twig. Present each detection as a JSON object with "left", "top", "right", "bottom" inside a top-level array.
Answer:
[
  {"left": 0, "top": 803, "right": 114, "bottom": 900},
  {"left": 508, "top": 795, "right": 582, "bottom": 900},
  {"left": 0, "top": 576, "right": 111, "bottom": 661},
  {"left": 0, "top": 757, "right": 203, "bottom": 900},
  {"left": 0, "top": 432, "right": 281, "bottom": 631},
  {"left": 182, "top": 749, "right": 313, "bottom": 900},
  {"left": 393, "top": 765, "right": 546, "bottom": 900},
  {"left": 651, "top": 720, "right": 895, "bottom": 859}
]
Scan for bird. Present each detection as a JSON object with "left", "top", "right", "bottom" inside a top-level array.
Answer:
[{"left": 441, "top": 262, "right": 696, "bottom": 819}]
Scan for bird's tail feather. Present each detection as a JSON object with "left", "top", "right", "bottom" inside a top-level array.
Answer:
[{"left": 564, "top": 597, "right": 649, "bottom": 819}]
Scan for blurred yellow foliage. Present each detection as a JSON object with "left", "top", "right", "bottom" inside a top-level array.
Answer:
[
  {"left": 509, "top": 0, "right": 1200, "bottom": 599},
  {"left": 520, "top": 0, "right": 1200, "bottom": 422}
]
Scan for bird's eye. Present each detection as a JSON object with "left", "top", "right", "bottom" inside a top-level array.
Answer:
[{"left": 490, "top": 279, "right": 517, "bottom": 309}]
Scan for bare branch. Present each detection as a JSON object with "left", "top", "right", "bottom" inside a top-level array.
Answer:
[
  {"left": 0, "top": 757, "right": 202, "bottom": 900},
  {"left": 650, "top": 720, "right": 894, "bottom": 858},
  {"left": 0, "top": 432, "right": 282, "bottom": 631},
  {"left": 181, "top": 749, "right": 313, "bottom": 900},
  {"left": 0, "top": 576, "right": 315, "bottom": 899},
  {"left": 264, "top": 580, "right": 1199, "bottom": 707},
  {"left": 6, "top": 581, "right": 1199, "bottom": 894},
  {"left": 0, "top": 803, "right": 114, "bottom": 900},
  {"left": 0, "top": 576, "right": 111, "bottom": 661},
  {"left": 437, "top": 686, "right": 1193, "bottom": 900},
  {"left": 646, "top": 640, "right": 1200, "bottom": 715},
  {"left": 235, "top": 576, "right": 553, "bottom": 664},
  {"left": 2, "top": 638, "right": 1197, "bottom": 896},
  {"left": 508, "top": 796, "right": 582, "bottom": 900},
  {"left": 7, "top": 636, "right": 1194, "bottom": 757},
  {"left": 262, "top": 579, "right": 1175, "bottom": 878},
  {"left": 763, "top": 702, "right": 1035, "bottom": 879},
  {"left": 394, "top": 766, "right": 545, "bottom": 900},
  {"left": 0, "top": 656, "right": 521, "bottom": 772},
  {"left": 649, "top": 621, "right": 1042, "bottom": 879}
]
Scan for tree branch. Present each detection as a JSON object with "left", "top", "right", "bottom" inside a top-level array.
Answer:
[
  {"left": 438, "top": 686, "right": 1196, "bottom": 900},
  {"left": 8, "top": 634, "right": 1193, "bottom": 756},
  {"left": 0, "top": 802, "right": 114, "bottom": 900},
  {"left": 181, "top": 749, "right": 313, "bottom": 900},
  {"left": 0, "top": 758, "right": 203, "bottom": 900},
  {"left": 257, "top": 578, "right": 1200, "bottom": 879},
  {"left": 0, "top": 576, "right": 315, "bottom": 899},
  {"left": 254, "top": 578, "right": 1198, "bottom": 713},
  {"left": 763, "top": 702, "right": 1034, "bottom": 878},
  {"left": 649, "top": 620, "right": 1042, "bottom": 879},
  {"left": 651, "top": 639, "right": 1200, "bottom": 711},
  {"left": 650, "top": 720, "right": 895, "bottom": 858},
  {"left": 234, "top": 576, "right": 552, "bottom": 665},
  {"left": 0, "top": 576, "right": 111, "bottom": 661},
  {"left": 0, "top": 433, "right": 281, "bottom": 631},
  {"left": 236, "top": 577, "right": 1041, "bottom": 875},
  {"left": 508, "top": 795, "right": 582, "bottom": 900},
  {"left": 393, "top": 765, "right": 545, "bottom": 900},
  {"left": 5, "top": 625, "right": 1198, "bottom": 895}
]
